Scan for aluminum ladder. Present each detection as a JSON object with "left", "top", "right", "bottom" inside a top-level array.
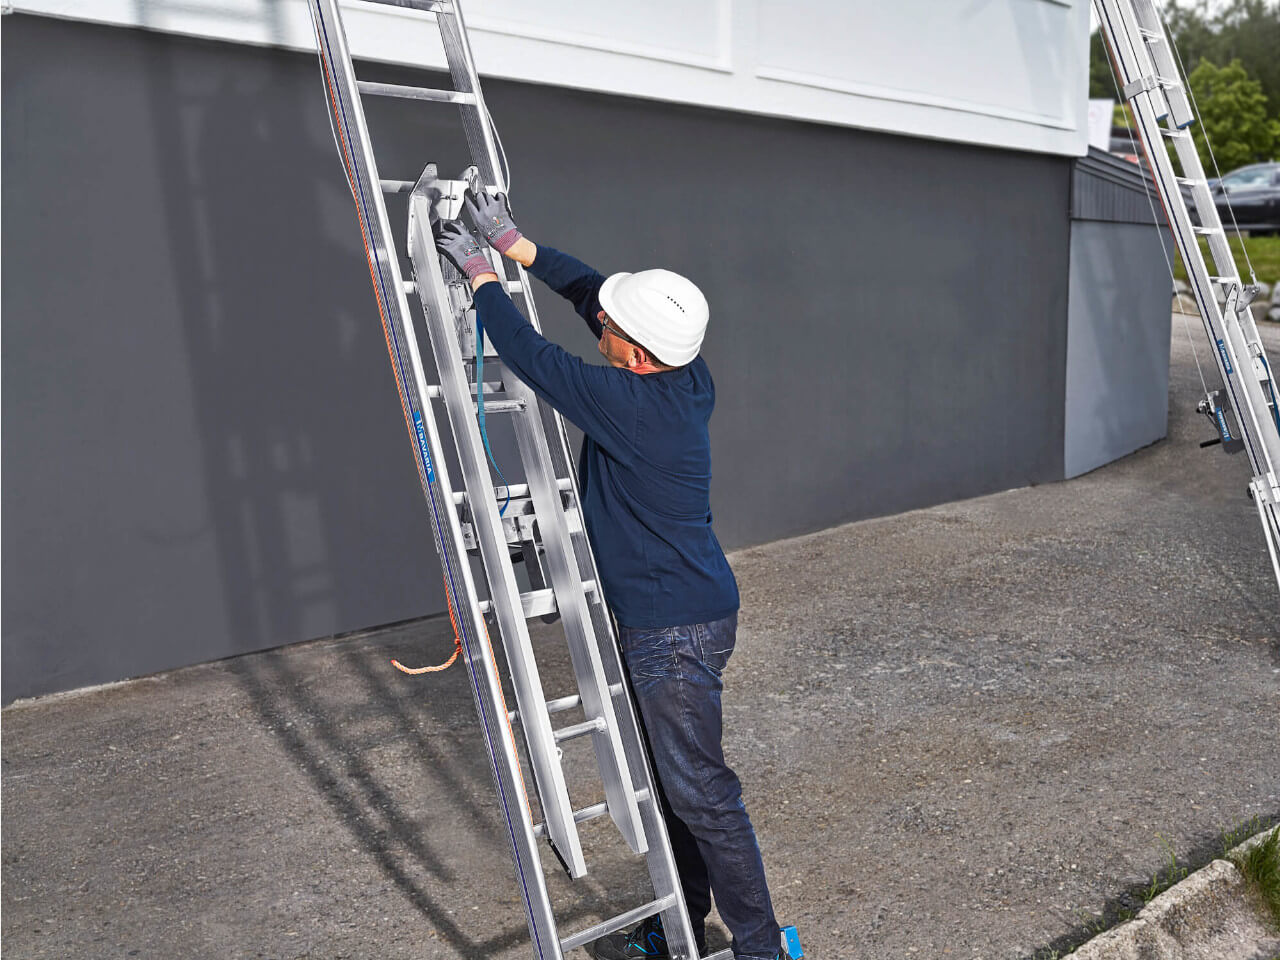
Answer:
[
  {"left": 306, "top": 1, "right": 736, "bottom": 957},
  {"left": 1095, "top": 0, "right": 1280, "bottom": 590}
]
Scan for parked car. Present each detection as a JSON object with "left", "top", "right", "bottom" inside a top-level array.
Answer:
[{"left": 1207, "top": 162, "right": 1280, "bottom": 235}]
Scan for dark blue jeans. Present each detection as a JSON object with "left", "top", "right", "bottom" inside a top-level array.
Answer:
[{"left": 618, "top": 613, "right": 779, "bottom": 960}]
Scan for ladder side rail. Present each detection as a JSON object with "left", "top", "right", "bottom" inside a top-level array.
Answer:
[
  {"left": 307, "top": 3, "right": 563, "bottom": 957},
  {"left": 1096, "top": 0, "right": 1279, "bottom": 478},
  {"left": 406, "top": 188, "right": 591, "bottom": 880},
  {"left": 432, "top": 4, "right": 654, "bottom": 855},
  {"left": 1215, "top": 282, "right": 1280, "bottom": 489},
  {"left": 1163, "top": 127, "right": 1280, "bottom": 478},
  {"left": 1164, "top": 95, "right": 1280, "bottom": 487},
  {"left": 1164, "top": 132, "right": 1280, "bottom": 492}
]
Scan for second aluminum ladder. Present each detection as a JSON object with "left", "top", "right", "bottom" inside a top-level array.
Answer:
[{"left": 1095, "top": 0, "right": 1280, "bottom": 589}]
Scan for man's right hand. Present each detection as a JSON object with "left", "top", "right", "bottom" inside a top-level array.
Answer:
[{"left": 434, "top": 219, "right": 497, "bottom": 285}]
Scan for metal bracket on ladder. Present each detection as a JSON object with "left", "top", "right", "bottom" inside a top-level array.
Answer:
[{"left": 1120, "top": 73, "right": 1161, "bottom": 101}]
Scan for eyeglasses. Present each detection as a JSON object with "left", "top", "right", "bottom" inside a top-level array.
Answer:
[{"left": 600, "top": 312, "right": 639, "bottom": 346}]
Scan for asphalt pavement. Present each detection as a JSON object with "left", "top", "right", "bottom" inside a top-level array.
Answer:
[{"left": 3, "top": 313, "right": 1278, "bottom": 960}]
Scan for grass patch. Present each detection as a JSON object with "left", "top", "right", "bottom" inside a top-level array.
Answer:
[
  {"left": 1171, "top": 233, "right": 1280, "bottom": 290},
  {"left": 1030, "top": 816, "right": 1280, "bottom": 960},
  {"left": 1141, "top": 834, "right": 1190, "bottom": 903},
  {"left": 1230, "top": 825, "right": 1280, "bottom": 932}
]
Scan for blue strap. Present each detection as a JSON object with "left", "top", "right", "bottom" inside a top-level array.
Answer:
[{"left": 475, "top": 312, "right": 511, "bottom": 517}]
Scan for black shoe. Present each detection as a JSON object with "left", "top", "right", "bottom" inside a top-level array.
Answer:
[{"left": 588, "top": 916, "right": 669, "bottom": 960}]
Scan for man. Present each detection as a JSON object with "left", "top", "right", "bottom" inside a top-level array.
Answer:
[{"left": 435, "top": 190, "right": 781, "bottom": 960}]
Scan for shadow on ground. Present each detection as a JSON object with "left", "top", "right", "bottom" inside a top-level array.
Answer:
[{"left": 4, "top": 316, "right": 1278, "bottom": 959}]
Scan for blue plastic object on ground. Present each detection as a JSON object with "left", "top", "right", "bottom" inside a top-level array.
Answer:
[{"left": 781, "top": 925, "right": 803, "bottom": 959}]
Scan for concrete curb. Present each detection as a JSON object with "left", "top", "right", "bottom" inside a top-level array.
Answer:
[{"left": 1067, "top": 828, "right": 1280, "bottom": 960}]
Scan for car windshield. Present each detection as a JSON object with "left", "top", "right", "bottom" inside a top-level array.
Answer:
[{"left": 1222, "top": 166, "right": 1276, "bottom": 189}]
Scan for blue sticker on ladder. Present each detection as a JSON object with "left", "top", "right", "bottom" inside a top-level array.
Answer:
[
  {"left": 1216, "top": 339, "right": 1234, "bottom": 375},
  {"left": 412, "top": 409, "right": 436, "bottom": 481}
]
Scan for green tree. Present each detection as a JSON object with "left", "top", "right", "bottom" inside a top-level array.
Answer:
[
  {"left": 1089, "top": 30, "right": 1116, "bottom": 99},
  {"left": 1166, "top": 0, "right": 1280, "bottom": 123},
  {"left": 1090, "top": 2, "right": 1280, "bottom": 121},
  {"left": 1180, "top": 58, "right": 1280, "bottom": 171}
]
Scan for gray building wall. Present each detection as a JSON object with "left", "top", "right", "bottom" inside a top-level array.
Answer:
[
  {"left": 1064, "top": 223, "right": 1171, "bottom": 479},
  {"left": 3, "top": 15, "right": 1071, "bottom": 702},
  {"left": 1064, "top": 150, "right": 1171, "bottom": 479}
]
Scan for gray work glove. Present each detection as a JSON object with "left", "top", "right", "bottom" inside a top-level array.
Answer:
[
  {"left": 434, "top": 219, "right": 495, "bottom": 281},
  {"left": 465, "top": 189, "right": 522, "bottom": 254}
]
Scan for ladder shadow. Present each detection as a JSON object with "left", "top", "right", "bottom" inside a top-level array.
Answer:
[
  {"left": 228, "top": 623, "right": 635, "bottom": 958},
  {"left": 229, "top": 639, "right": 488, "bottom": 955}
]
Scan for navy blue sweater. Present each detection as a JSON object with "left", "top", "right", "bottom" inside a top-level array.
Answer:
[{"left": 471, "top": 246, "right": 739, "bottom": 629}]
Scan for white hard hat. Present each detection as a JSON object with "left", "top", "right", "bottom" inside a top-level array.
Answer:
[{"left": 598, "top": 269, "right": 709, "bottom": 367}]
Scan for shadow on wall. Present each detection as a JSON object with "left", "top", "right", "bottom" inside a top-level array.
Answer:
[
  {"left": 125, "top": 29, "right": 563, "bottom": 947},
  {"left": 136, "top": 24, "right": 444, "bottom": 660}
]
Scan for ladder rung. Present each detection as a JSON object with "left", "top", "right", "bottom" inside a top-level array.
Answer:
[
  {"left": 506, "top": 280, "right": 525, "bottom": 293},
  {"left": 357, "top": 80, "right": 476, "bottom": 105},
  {"left": 380, "top": 179, "right": 415, "bottom": 194},
  {"left": 545, "top": 693, "right": 585, "bottom": 715},
  {"left": 1161, "top": 127, "right": 1190, "bottom": 138},
  {"left": 553, "top": 717, "right": 606, "bottom": 743},
  {"left": 453, "top": 476, "right": 574, "bottom": 506},
  {"left": 403, "top": 280, "right": 417, "bottom": 296},
  {"left": 534, "top": 789, "right": 652, "bottom": 838},
  {"left": 509, "top": 684, "right": 627, "bottom": 723},
  {"left": 354, "top": 0, "right": 450, "bottom": 11},
  {"left": 532, "top": 801, "right": 604, "bottom": 839},
  {"left": 428, "top": 382, "right": 500, "bottom": 403},
  {"left": 476, "top": 580, "right": 597, "bottom": 619},
  {"left": 520, "top": 587, "right": 558, "bottom": 619},
  {"left": 560, "top": 895, "right": 677, "bottom": 954},
  {"left": 1193, "top": 226, "right": 1219, "bottom": 236},
  {"left": 1175, "top": 176, "right": 1205, "bottom": 186},
  {"left": 475, "top": 398, "right": 526, "bottom": 414},
  {"left": 1209, "top": 276, "right": 1239, "bottom": 286}
]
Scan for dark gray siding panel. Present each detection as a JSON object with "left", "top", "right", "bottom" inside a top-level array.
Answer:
[
  {"left": 1072, "top": 147, "right": 1162, "bottom": 224},
  {"left": 3, "top": 15, "right": 1070, "bottom": 701}
]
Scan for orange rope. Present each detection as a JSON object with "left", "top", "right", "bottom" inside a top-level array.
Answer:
[
  {"left": 392, "top": 643, "right": 461, "bottom": 674},
  {"left": 392, "top": 576, "right": 464, "bottom": 674}
]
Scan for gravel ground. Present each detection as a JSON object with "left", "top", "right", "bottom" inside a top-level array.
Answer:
[{"left": 3, "top": 313, "right": 1278, "bottom": 960}]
